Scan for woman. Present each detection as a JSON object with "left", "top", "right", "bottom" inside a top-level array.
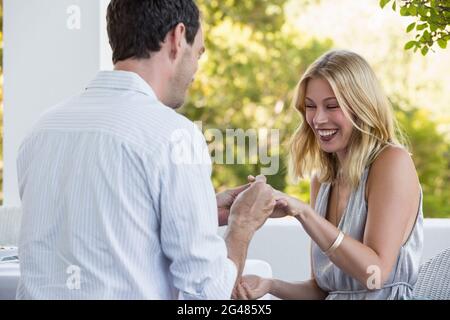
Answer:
[{"left": 235, "top": 50, "right": 423, "bottom": 300}]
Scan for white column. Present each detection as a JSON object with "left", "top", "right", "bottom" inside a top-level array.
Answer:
[{"left": 3, "top": 0, "right": 112, "bottom": 205}]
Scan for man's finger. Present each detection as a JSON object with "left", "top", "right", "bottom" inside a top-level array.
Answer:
[
  {"left": 237, "top": 283, "right": 248, "bottom": 300},
  {"left": 254, "top": 174, "right": 266, "bottom": 183},
  {"left": 242, "top": 283, "right": 254, "bottom": 299},
  {"left": 231, "top": 287, "right": 238, "bottom": 300},
  {"left": 230, "top": 183, "right": 251, "bottom": 196},
  {"left": 247, "top": 175, "right": 256, "bottom": 182}
]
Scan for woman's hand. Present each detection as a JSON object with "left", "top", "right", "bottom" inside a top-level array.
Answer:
[
  {"left": 248, "top": 175, "right": 310, "bottom": 218},
  {"left": 232, "top": 275, "right": 272, "bottom": 300},
  {"left": 272, "top": 190, "right": 310, "bottom": 217},
  {"left": 247, "top": 175, "right": 288, "bottom": 218}
]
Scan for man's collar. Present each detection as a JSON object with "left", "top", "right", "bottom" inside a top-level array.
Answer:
[{"left": 86, "top": 70, "right": 157, "bottom": 98}]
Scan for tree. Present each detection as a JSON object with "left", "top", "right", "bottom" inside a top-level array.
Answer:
[
  {"left": 184, "top": 0, "right": 332, "bottom": 196},
  {"left": 395, "top": 104, "right": 450, "bottom": 217},
  {"left": 380, "top": 0, "right": 450, "bottom": 55},
  {"left": 183, "top": 0, "right": 449, "bottom": 216}
]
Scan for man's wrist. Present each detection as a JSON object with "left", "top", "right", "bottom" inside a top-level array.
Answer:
[
  {"left": 228, "top": 208, "right": 258, "bottom": 236},
  {"left": 225, "top": 223, "right": 255, "bottom": 244}
]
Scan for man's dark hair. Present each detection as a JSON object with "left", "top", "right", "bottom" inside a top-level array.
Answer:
[{"left": 107, "top": 0, "right": 200, "bottom": 64}]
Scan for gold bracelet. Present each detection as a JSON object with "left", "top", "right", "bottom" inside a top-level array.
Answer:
[{"left": 324, "top": 231, "right": 344, "bottom": 257}]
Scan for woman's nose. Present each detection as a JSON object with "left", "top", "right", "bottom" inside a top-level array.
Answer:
[{"left": 313, "top": 108, "right": 328, "bottom": 126}]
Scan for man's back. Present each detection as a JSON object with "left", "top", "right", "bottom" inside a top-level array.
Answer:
[{"left": 16, "top": 71, "right": 235, "bottom": 299}]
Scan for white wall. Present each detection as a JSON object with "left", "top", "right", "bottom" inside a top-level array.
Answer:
[{"left": 3, "top": 0, "right": 112, "bottom": 205}]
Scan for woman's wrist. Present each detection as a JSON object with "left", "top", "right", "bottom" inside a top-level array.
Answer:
[
  {"left": 294, "top": 203, "right": 314, "bottom": 224},
  {"left": 267, "top": 278, "right": 276, "bottom": 295}
]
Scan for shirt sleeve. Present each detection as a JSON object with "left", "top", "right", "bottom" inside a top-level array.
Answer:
[{"left": 157, "top": 122, "right": 237, "bottom": 300}]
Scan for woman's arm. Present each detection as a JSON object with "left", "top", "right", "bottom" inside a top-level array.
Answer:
[
  {"left": 286, "top": 147, "right": 420, "bottom": 289},
  {"left": 270, "top": 278, "right": 327, "bottom": 300},
  {"left": 234, "top": 275, "right": 327, "bottom": 300}
]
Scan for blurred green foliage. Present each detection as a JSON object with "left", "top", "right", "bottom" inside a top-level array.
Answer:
[
  {"left": 395, "top": 103, "right": 450, "bottom": 217},
  {"left": 183, "top": 0, "right": 332, "bottom": 200},
  {"left": 180, "top": 0, "right": 450, "bottom": 217}
]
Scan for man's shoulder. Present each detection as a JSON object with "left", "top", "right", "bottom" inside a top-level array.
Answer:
[
  {"left": 22, "top": 93, "right": 205, "bottom": 155},
  {"left": 128, "top": 100, "right": 202, "bottom": 140}
]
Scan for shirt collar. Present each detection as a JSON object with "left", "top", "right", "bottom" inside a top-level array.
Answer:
[{"left": 86, "top": 70, "right": 157, "bottom": 98}]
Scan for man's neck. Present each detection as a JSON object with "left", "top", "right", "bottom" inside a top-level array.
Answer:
[{"left": 114, "top": 58, "right": 168, "bottom": 103}]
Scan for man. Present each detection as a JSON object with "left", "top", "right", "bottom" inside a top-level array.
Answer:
[{"left": 16, "top": 0, "right": 276, "bottom": 299}]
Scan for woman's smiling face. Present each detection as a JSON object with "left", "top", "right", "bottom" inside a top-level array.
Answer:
[{"left": 304, "top": 77, "right": 354, "bottom": 160}]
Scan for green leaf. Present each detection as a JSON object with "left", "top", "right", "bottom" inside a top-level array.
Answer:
[
  {"left": 430, "top": 8, "right": 438, "bottom": 20},
  {"left": 380, "top": 0, "right": 391, "bottom": 9},
  {"left": 417, "top": 23, "right": 428, "bottom": 31},
  {"left": 421, "top": 46, "right": 429, "bottom": 55},
  {"left": 418, "top": 7, "right": 428, "bottom": 17},
  {"left": 408, "top": 6, "right": 418, "bottom": 16},
  {"left": 404, "top": 40, "right": 416, "bottom": 50},
  {"left": 400, "top": 7, "right": 409, "bottom": 16},
  {"left": 392, "top": 0, "right": 396, "bottom": 11},
  {"left": 437, "top": 38, "right": 447, "bottom": 49},
  {"left": 407, "top": 22, "right": 416, "bottom": 33}
]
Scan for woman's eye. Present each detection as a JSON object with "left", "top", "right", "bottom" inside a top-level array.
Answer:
[
  {"left": 327, "top": 105, "right": 339, "bottom": 109},
  {"left": 305, "top": 105, "right": 316, "bottom": 109}
]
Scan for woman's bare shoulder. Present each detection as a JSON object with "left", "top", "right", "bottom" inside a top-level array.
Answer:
[
  {"left": 372, "top": 145, "right": 416, "bottom": 174},
  {"left": 367, "top": 145, "right": 419, "bottom": 199}
]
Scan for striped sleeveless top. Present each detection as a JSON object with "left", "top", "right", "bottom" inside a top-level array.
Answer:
[{"left": 311, "top": 167, "right": 423, "bottom": 299}]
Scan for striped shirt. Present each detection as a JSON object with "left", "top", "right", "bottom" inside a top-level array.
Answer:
[{"left": 16, "top": 71, "right": 237, "bottom": 299}]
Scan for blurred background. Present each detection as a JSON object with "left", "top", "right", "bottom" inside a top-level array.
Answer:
[
  {"left": 182, "top": 0, "right": 450, "bottom": 218},
  {"left": 1, "top": 0, "right": 449, "bottom": 217}
]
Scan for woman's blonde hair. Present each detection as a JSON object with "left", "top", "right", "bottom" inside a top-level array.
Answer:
[{"left": 289, "top": 49, "right": 407, "bottom": 189}]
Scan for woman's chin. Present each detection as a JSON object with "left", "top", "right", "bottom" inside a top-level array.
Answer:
[
  {"left": 318, "top": 143, "right": 340, "bottom": 154},
  {"left": 318, "top": 142, "right": 335, "bottom": 152}
]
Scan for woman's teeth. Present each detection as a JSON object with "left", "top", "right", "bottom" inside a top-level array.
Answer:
[{"left": 318, "top": 129, "right": 338, "bottom": 137}]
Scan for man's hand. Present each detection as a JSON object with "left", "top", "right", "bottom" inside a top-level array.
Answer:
[
  {"left": 216, "top": 183, "right": 251, "bottom": 226},
  {"left": 224, "top": 175, "right": 275, "bottom": 284},
  {"left": 246, "top": 175, "right": 290, "bottom": 218},
  {"left": 228, "top": 175, "right": 276, "bottom": 235}
]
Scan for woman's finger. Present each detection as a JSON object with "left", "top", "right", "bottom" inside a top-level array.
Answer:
[
  {"left": 276, "top": 198, "right": 288, "bottom": 207},
  {"left": 230, "top": 183, "right": 251, "bottom": 196}
]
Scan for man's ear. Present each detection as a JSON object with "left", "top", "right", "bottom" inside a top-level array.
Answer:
[{"left": 169, "top": 23, "right": 187, "bottom": 61}]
